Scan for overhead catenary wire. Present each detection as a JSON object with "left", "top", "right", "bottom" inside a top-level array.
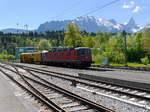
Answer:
[
  {"left": 51, "top": 0, "right": 85, "bottom": 20},
  {"left": 81, "top": 0, "right": 120, "bottom": 16},
  {"left": 52, "top": 0, "right": 121, "bottom": 20},
  {"left": 55, "top": 0, "right": 105, "bottom": 19},
  {"left": 50, "top": 0, "right": 120, "bottom": 20}
]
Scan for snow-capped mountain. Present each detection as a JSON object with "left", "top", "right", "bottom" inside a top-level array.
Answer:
[
  {"left": 37, "top": 16, "right": 144, "bottom": 33},
  {"left": 0, "top": 16, "right": 145, "bottom": 33},
  {"left": 122, "top": 18, "right": 143, "bottom": 33},
  {"left": 1, "top": 28, "right": 29, "bottom": 33},
  {"left": 145, "top": 24, "right": 150, "bottom": 28}
]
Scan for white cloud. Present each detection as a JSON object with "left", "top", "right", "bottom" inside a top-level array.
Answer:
[
  {"left": 123, "top": 1, "right": 135, "bottom": 9},
  {"left": 130, "top": 1, "right": 135, "bottom": 5},
  {"left": 132, "top": 6, "right": 141, "bottom": 13},
  {"left": 123, "top": 1, "right": 142, "bottom": 13},
  {"left": 123, "top": 4, "right": 130, "bottom": 8}
]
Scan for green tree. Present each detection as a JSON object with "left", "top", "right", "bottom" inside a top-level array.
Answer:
[
  {"left": 92, "top": 32, "right": 111, "bottom": 64},
  {"left": 64, "top": 23, "right": 83, "bottom": 47},
  {"left": 82, "top": 35, "right": 95, "bottom": 48},
  {"left": 0, "top": 49, "right": 8, "bottom": 61},
  {"left": 2, "top": 49, "right": 7, "bottom": 55},
  {"left": 94, "top": 32, "right": 110, "bottom": 54},
  {"left": 38, "top": 39, "right": 50, "bottom": 51},
  {"left": 103, "top": 35, "right": 124, "bottom": 63},
  {"left": 143, "top": 28, "right": 150, "bottom": 53},
  {"left": 50, "top": 40, "right": 59, "bottom": 47},
  {"left": 25, "top": 39, "right": 33, "bottom": 46},
  {"left": 127, "top": 33, "right": 145, "bottom": 62}
]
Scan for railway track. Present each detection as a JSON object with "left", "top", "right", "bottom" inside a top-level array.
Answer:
[
  {"left": 0, "top": 63, "right": 114, "bottom": 112},
  {"left": 9, "top": 63, "right": 150, "bottom": 109},
  {"left": 0, "top": 65, "right": 66, "bottom": 112},
  {"left": 6, "top": 61, "right": 150, "bottom": 72},
  {"left": 92, "top": 65, "right": 150, "bottom": 71},
  {"left": 4, "top": 61, "right": 113, "bottom": 72}
]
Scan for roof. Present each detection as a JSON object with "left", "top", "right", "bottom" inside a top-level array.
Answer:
[
  {"left": 75, "top": 47, "right": 90, "bottom": 50},
  {"left": 20, "top": 53, "right": 32, "bottom": 55}
]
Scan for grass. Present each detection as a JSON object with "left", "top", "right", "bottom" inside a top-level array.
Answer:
[
  {"left": 92, "top": 62, "right": 150, "bottom": 67},
  {"left": 126, "top": 63, "right": 150, "bottom": 67}
]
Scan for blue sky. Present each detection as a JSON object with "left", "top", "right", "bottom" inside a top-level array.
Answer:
[{"left": 0, "top": 0, "right": 149, "bottom": 30}]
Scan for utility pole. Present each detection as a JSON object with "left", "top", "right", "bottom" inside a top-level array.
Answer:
[
  {"left": 24, "top": 25, "right": 26, "bottom": 31},
  {"left": 122, "top": 30, "right": 128, "bottom": 66},
  {"left": 24, "top": 24, "right": 28, "bottom": 31},
  {"left": 16, "top": 23, "right": 19, "bottom": 34}
]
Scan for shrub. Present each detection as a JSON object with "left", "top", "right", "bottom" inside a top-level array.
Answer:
[
  {"left": 7, "top": 55, "right": 15, "bottom": 61},
  {"left": 141, "top": 57, "right": 149, "bottom": 65},
  {"left": 0, "top": 54, "right": 15, "bottom": 61},
  {"left": 113, "top": 53, "right": 125, "bottom": 64},
  {"left": 93, "top": 55, "right": 102, "bottom": 64}
]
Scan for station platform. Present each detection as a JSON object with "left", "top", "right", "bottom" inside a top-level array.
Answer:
[
  {"left": 0, "top": 72, "right": 28, "bottom": 112},
  {"left": 78, "top": 70, "right": 150, "bottom": 90}
]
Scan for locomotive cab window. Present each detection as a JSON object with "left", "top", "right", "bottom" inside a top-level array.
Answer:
[{"left": 77, "top": 49, "right": 91, "bottom": 56}]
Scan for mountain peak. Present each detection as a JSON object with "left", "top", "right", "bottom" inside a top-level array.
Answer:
[
  {"left": 36, "top": 16, "right": 143, "bottom": 33},
  {"left": 75, "top": 16, "right": 96, "bottom": 21},
  {"left": 109, "top": 19, "right": 117, "bottom": 25},
  {"left": 127, "top": 18, "right": 136, "bottom": 26}
]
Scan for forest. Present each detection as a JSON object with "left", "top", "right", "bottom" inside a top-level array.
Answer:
[{"left": 0, "top": 23, "right": 150, "bottom": 65}]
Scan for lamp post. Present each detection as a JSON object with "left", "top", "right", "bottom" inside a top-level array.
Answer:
[{"left": 122, "top": 30, "right": 128, "bottom": 66}]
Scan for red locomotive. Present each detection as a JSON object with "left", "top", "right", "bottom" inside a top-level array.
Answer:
[{"left": 42, "top": 47, "right": 92, "bottom": 67}]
